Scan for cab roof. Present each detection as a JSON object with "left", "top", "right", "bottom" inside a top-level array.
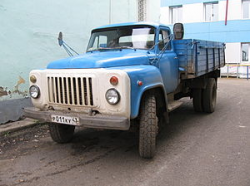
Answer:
[{"left": 93, "top": 22, "right": 169, "bottom": 30}]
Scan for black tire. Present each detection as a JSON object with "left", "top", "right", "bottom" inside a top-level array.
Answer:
[
  {"left": 203, "top": 78, "right": 217, "bottom": 113},
  {"left": 192, "top": 88, "right": 203, "bottom": 112},
  {"left": 49, "top": 123, "right": 75, "bottom": 143},
  {"left": 139, "top": 94, "right": 158, "bottom": 159}
]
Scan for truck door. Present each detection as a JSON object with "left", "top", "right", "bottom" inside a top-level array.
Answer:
[{"left": 157, "top": 28, "right": 179, "bottom": 93}]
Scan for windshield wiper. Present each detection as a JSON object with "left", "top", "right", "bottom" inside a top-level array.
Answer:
[
  {"left": 88, "top": 46, "right": 138, "bottom": 52},
  {"left": 115, "top": 46, "right": 136, "bottom": 50},
  {"left": 87, "top": 47, "right": 113, "bottom": 52}
]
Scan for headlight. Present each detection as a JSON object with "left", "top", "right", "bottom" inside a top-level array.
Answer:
[
  {"left": 105, "top": 89, "right": 120, "bottom": 105},
  {"left": 29, "top": 85, "right": 40, "bottom": 99}
]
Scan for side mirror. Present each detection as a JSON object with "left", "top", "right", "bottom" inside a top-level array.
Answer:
[
  {"left": 173, "top": 23, "right": 184, "bottom": 40},
  {"left": 58, "top": 32, "right": 63, "bottom": 46},
  {"left": 57, "top": 32, "right": 79, "bottom": 56}
]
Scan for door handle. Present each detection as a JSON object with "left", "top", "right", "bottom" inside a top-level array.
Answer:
[
  {"left": 149, "top": 57, "right": 159, "bottom": 64},
  {"left": 174, "top": 57, "right": 178, "bottom": 59},
  {"left": 149, "top": 57, "right": 159, "bottom": 61}
]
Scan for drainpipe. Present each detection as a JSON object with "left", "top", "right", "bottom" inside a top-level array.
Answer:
[{"left": 225, "top": 0, "right": 229, "bottom": 25}]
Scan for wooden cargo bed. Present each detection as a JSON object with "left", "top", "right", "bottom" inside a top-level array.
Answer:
[{"left": 173, "top": 39, "right": 226, "bottom": 79}]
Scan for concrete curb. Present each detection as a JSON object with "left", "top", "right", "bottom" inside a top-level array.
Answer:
[{"left": 0, "top": 118, "right": 40, "bottom": 135}]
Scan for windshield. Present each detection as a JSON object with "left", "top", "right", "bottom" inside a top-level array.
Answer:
[{"left": 87, "top": 26, "right": 155, "bottom": 52}]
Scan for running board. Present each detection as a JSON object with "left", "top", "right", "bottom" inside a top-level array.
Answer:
[{"left": 168, "top": 101, "right": 183, "bottom": 112}]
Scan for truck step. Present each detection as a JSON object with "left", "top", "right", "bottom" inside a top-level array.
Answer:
[{"left": 168, "top": 101, "right": 183, "bottom": 112}]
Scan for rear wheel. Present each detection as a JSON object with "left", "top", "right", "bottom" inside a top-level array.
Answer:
[
  {"left": 49, "top": 123, "right": 75, "bottom": 143},
  {"left": 139, "top": 93, "right": 158, "bottom": 159},
  {"left": 192, "top": 88, "right": 203, "bottom": 112},
  {"left": 203, "top": 78, "right": 217, "bottom": 113}
]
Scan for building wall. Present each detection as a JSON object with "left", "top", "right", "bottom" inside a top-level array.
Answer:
[
  {"left": 0, "top": 0, "right": 138, "bottom": 102},
  {"left": 160, "top": 0, "right": 250, "bottom": 64},
  {"left": 161, "top": 0, "right": 243, "bottom": 22},
  {"left": 0, "top": 0, "right": 138, "bottom": 123},
  {"left": 0, "top": 0, "right": 161, "bottom": 124},
  {"left": 146, "top": 0, "right": 161, "bottom": 22}
]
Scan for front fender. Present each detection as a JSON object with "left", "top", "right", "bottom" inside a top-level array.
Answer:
[{"left": 108, "top": 65, "right": 166, "bottom": 119}]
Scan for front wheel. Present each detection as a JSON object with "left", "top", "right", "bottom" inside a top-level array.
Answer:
[
  {"left": 139, "top": 93, "right": 158, "bottom": 159},
  {"left": 49, "top": 123, "right": 75, "bottom": 143}
]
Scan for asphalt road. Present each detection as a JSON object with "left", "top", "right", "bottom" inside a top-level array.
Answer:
[{"left": 0, "top": 78, "right": 250, "bottom": 186}]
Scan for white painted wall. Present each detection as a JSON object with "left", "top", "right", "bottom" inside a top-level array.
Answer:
[
  {"left": 160, "top": 3, "right": 208, "bottom": 24},
  {"left": 183, "top": 3, "right": 203, "bottom": 23},
  {"left": 225, "top": 43, "right": 241, "bottom": 63},
  {"left": 160, "top": 6, "right": 170, "bottom": 24},
  {"left": 218, "top": 0, "right": 226, "bottom": 21},
  {"left": 218, "top": 0, "right": 242, "bottom": 21},
  {"left": 146, "top": 0, "right": 161, "bottom": 22},
  {"left": 161, "top": 0, "right": 244, "bottom": 24}
]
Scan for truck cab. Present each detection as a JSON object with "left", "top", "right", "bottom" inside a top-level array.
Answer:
[{"left": 25, "top": 22, "right": 225, "bottom": 158}]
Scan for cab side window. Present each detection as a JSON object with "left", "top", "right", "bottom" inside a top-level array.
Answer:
[{"left": 159, "top": 30, "right": 171, "bottom": 51}]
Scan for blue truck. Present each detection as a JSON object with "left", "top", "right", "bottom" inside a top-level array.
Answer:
[{"left": 24, "top": 22, "right": 225, "bottom": 158}]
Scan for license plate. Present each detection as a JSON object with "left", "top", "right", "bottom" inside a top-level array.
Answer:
[{"left": 51, "top": 115, "right": 80, "bottom": 125}]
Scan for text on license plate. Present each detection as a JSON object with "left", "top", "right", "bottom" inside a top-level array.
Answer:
[{"left": 51, "top": 115, "right": 80, "bottom": 125}]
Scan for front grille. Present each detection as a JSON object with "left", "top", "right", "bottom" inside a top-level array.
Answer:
[{"left": 47, "top": 76, "right": 94, "bottom": 106}]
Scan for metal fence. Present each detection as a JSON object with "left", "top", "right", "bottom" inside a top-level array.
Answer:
[{"left": 220, "top": 64, "right": 250, "bottom": 80}]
